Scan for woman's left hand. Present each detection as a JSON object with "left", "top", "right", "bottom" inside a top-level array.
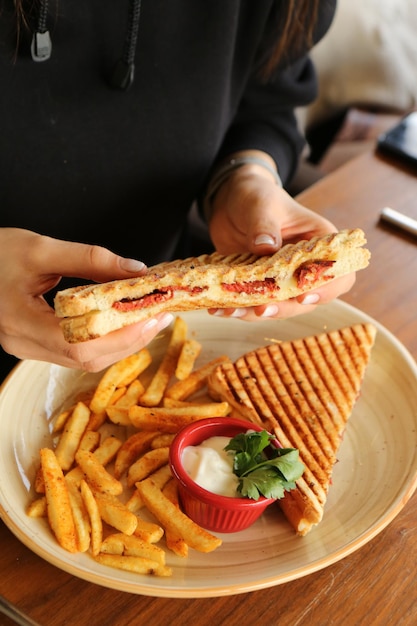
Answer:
[{"left": 207, "top": 160, "right": 356, "bottom": 321}]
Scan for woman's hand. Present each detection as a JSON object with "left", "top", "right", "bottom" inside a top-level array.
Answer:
[
  {"left": 0, "top": 228, "right": 173, "bottom": 372},
  {"left": 207, "top": 157, "right": 356, "bottom": 320}
]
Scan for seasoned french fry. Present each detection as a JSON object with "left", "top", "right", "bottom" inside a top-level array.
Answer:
[
  {"left": 67, "top": 480, "right": 91, "bottom": 553},
  {"left": 94, "top": 553, "right": 172, "bottom": 577},
  {"left": 66, "top": 436, "right": 122, "bottom": 486},
  {"left": 133, "top": 516, "right": 164, "bottom": 543},
  {"left": 140, "top": 316, "right": 187, "bottom": 407},
  {"left": 125, "top": 488, "right": 144, "bottom": 513},
  {"left": 86, "top": 410, "right": 107, "bottom": 431},
  {"left": 89, "top": 352, "right": 151, "bottom": 414},
  {"left": 129, "top": 403, "right": 231, "bottom": 433},
  {"left": 75, "top": 449, "right": 123, "bottom": 496},
  {"left": 108, "top": 386, "right": 126, "bottom": 405},
  {"left": 26, "top": 496, "right": 46, "bottom": 518},
  {"left": 114, "top": 431, "right": 159, "bottom": 479},
  {"left": 162, "top": 478, "right": 188, "bottom": 557},
  {"left": 78, "top": 429, "right": 101, "bottom": 452},
  {"left": 135, "top": 463, "right": 172, "bottom": 491},
  {"left": 137, "top": 475, "right": 222, "bottom": 553},
  {"left": 100, "top": 532, "right": 166, "bottom": 565},
  {"left": 127, "top": 447, "right": 170, "bottom": 488},
  {"left": 175, "top": 338, "right": 202, "bottom": 380},
  {"left": 93, "top": 491, "right": 138, "bottom": 535},
  {"left": 165, "top": 355, "right": 230, "bottom": 400},
  {"left": 150, "top": 433, "right": 176, "bottom": 449},
  {"left": 117, "top": 348, "right": 152, "bottom": 387},
  {"left": 54, "top": 401, "right": 91, "bottom": 471},
  {"left": 106, "top": 380, "right": 145, "bottom": 425},
  {"left": 52, "top": 408, "right": 72, "bottom": 434},
  {"left": 80, "top": 479, "right": 102, "bottom": 556},
  {"left": 40, "top": 448, "right": 78, "bottom": 553}
]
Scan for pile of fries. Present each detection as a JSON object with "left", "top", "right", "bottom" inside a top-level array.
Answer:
[{"left": 27, "top": 317, "right": 234, "bottom": 578}]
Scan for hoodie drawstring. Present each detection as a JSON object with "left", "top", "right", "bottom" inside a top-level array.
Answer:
[
  {"left": 31, "top": 0, "right": 52, "bottom": 62},
  {"left": 110, "top": 0, "right": 142, "bottom": 90},
  {"left": 31, "top": 0, "right": 142, "bottom": 90}
]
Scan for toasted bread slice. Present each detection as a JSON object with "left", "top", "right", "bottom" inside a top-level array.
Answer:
[
  {"left": 207, "top": 323, "right": 377, "bottom": 535},
  {"left": 54, "top": 229, "right": 370, "bottom": 343}
]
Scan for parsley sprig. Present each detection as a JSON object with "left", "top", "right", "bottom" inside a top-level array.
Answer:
[{"left": 224, "top": 430, "right": 305, "bottom": 501}]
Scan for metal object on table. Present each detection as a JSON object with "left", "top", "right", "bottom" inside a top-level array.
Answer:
[
  {"left": 0, "top": 595, "right": 41, "bottom": 626},
  {"left": 380, "top": 206, "right": 417, "bottom": 238}
]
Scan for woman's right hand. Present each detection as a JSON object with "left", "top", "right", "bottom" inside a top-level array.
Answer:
[{"left": 0, "top": 228, "right": 173, "bottom": 372}]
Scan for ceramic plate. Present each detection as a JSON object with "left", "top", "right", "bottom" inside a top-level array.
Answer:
[{"left": 1, "top": 299, "right": 417, "bottom": 598}]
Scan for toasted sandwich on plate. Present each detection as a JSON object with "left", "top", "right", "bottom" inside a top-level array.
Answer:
[
  {"left": 207, "top": 322, "right": 377, "bottom": 535},
  {"left": 55, "top": 228, "right": 370, "bottom": 343}
]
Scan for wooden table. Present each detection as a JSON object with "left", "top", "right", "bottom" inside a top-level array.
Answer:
[{"left": 1, "top": 150, "right": 417, "bottom": 626}]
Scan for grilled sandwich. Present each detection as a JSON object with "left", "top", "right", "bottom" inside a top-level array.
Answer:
[
  {"left": 207, "top": 322, "right": 377, "bottom": 535},
  {"left": 54, "top": 229, "right": 370, "bottom": 343}
]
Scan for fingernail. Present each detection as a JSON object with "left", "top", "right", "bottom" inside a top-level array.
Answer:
[
  {"left": 260, "top": 304, "right": 279, "bottom": 317},
  {"left": 158, "top": 313, "right": 175, "bottom": 328},
  {"left": 254, "top": 234, "right": 276, "bottom": 246},
  {"left": 301, "top": 293, "right": 320, "bottom": 305},
  {"left": 230, "top": 308, "right": 247, "bottom": 318},
  {"left": 120, "top": 258, "right": 147, "bottom": 272}
]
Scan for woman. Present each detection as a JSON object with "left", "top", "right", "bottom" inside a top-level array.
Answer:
[{"left": 0, "top": 0, "right": 350, "bottom": 380}]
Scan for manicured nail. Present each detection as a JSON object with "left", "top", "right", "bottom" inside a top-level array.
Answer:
[
  {"left": 260, "top": 304, "right": 279, "bottom": 317},
  {"left": 254, "top": 234, "right": 276, "bottom": 246},
  {"left": 158, "top": 313, "right": 175, "bottom": 328},
  {"left": 301, "top": 293, "right": 320, "bottom": 305},
  {"left": 120, "top": 258, "right": 147, "bottom": 272},
  {"left": 230, "top": 308, "right": 247, "bottom": 318}
]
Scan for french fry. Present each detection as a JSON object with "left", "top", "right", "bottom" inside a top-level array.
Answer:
[
  {"left": 40, "top": 448, "right": 78, "bottom": 553},
  {"left": 129, "top": 403, "right": 231, "bottom": 433},
  {"left": 52, "top": 408, "right": 72, "bottom": 434},
  {"left": 106, "top": 380, "right": 145, "bottom": 425},
  {"left": 140, "top": 316, "right": 187, "bottom": 407},
  {"left": 133, "top": 516, "right": 164, "bottom": 543},
  {"left": 137, "top": 475, "right": 222, "bottom": 553},
  {"left": 67, "top": 480, "right": 91, "bottom": 553},
  {"left": 89, "top": 352, "right": 151, "bottom": 414},
  {"left": 93, "top": 491, "right": 138, "bottom": 535},
  {"left": 66, "top": 436, "right": 122, "bottom": 486},
  {"left": 162, "top": 478, "right": 188, "bottom": 557},
  {"left": 94, "top": 553, "right": 172, "bottom": 577},
  {"left": 165, "top": 355, "right": 230, "bottom": 400},
  {"left": 114, "top": 431, "right": 159, "bottom": 479},
  {"left": 80, "top": 479, "right": 102, "bottom": 556},
  {"left": 127, "top": 447, "right": 170, "bottom": 488},
  {"left": 125, "top": 488, "right": 144, "bottom": 513},
  {"left": 54, "top": 401, "right": 91, "bottom": 471},
  {"left": 86, "top": 410, "right": 107, "bottom": 432},
  {"left": 150, "top": 433, "right": 176, "bottom": 449},
  {"left": 78, "top": 429, "right": 101, "bottom": 452},
  {"left": 26, "top": 496, "right": 46, "bottom": 518},
  {"left": 108, "top": 386, "right": 126, "bottom": 405},
  {"left": 175, "top": 338, "right": 202, "bottom": 380},
  {"left": 100, "top": 532, "right": 166, "bottom": 565},
  {"left": 117, "top": 348, "right": 152, "bottom": 387},
  {"left": 75, "top": 449, "right": 123, "bottom": 496},
  {"left": 136, "top": 463, "right": 172, "bottom": 491}
]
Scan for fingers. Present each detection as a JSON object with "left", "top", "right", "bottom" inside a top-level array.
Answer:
[
  {"left": 37, "top": 236, "right": 148, "bottom": 283},
  {"left": 2, "top": 309, "right": 174, "bottom": 373}
]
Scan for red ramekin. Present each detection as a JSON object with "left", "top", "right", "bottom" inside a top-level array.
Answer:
[{"left": 169, "top": 416, "right": 276, "bottom": 533}]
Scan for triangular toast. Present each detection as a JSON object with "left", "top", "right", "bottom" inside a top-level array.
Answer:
[{"left": 207, "top": 322, "right": 377, "bottom": 535}]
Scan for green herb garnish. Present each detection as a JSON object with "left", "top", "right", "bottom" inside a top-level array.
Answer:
[{"left": 224, "top": 430, "right": 305, "bottom": 501}]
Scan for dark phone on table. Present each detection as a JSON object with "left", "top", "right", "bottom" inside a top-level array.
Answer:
[{"left": 376, "top": 111, "right": 417, "bottom": 167}]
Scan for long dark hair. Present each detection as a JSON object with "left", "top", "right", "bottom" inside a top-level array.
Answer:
[{"left": 9, "top": 0, "right": 321, "bottom": 76}]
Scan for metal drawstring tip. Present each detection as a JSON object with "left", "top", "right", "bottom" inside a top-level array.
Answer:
[
  {"left": 109, "top": 59, "right": 135, "bottom": 90},
  {"left": 31, "top": 31, "right": 52, "bottom": 62}
]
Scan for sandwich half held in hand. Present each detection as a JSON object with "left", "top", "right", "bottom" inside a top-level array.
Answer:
[{"left": 54, "top": 228, "right": 370, "bottom": 343}]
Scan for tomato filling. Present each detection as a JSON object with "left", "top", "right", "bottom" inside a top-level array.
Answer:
[
  {"left": 113, "top": 286, "right": 205, "bottom": 312},
  {"left": 221, "top": 277, "right": 277, "bottom": 294},
  {"left": 294, "top": 260, "right": 335, "bottom": 289}
]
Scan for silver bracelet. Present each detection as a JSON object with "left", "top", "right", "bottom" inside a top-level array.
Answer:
[{"left": 203, "top": 155, "right": 282, "bottom": 221}]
